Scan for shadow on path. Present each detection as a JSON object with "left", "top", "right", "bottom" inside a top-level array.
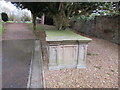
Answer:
[
  {"left": 2, "top": 23, "right": 36, "bottom": 88},
  {"left": 2, "top": 40, "right": 35, "bottom": 88}
]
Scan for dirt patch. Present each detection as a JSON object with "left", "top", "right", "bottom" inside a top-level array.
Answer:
[{"left": 38, "top": 29, "right": 118, "bottom": 88}]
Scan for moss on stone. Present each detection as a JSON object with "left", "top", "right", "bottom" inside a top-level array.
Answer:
[{"left": 46, "top": 29, "right": 92, "bottom": 42}]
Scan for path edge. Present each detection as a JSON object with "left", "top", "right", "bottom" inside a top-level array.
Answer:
[{"left": 27, "top": 40, "right": 45, "bottom": 88}]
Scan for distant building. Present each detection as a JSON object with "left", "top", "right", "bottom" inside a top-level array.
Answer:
[{"left": 36, "top": 17, "right": 41, "bottom": 24}]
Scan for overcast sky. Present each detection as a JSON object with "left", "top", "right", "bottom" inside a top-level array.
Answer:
[{"left": 0, "top": 0, "right": 31, "bottom": 17}]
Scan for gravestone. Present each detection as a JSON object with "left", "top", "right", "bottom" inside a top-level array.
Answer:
[{"left": 46, "top": 30, "right": 92, "bottom": 70}]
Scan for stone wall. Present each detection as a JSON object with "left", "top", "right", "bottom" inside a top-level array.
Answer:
[{"left": 71, "top": 15, "right": 120, "bottom": 44}]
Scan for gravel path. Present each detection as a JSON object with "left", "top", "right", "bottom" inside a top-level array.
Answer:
[
  {"left": 42, "top": 36, "right": 118, "bottom": 88},
  {"left": 2, "top": 40, "right": 34, "bottom": 88},
  {"left": 2, "top": 23, "right": 35, "bottom": 88},
  {"left": 2, "top": 23, "right": 35, "bottom": 40}
]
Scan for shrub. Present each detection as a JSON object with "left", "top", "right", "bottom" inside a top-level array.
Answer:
[
  {"left": 103, "top": 29, "right": 113, "bottom": 33},
  {"left": 1, "top": 12, "right": 8, "bottom": 22}
]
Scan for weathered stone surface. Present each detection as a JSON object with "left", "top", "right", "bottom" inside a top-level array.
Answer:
[{"left": 46, "top": 30, "right": 92, "bottom": 70}]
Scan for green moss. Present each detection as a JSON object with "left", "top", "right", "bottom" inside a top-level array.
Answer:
[
  {"left": 36, "top": 24, "right": 92, "bottom": 42},
  {"left": 46, "top": 29, "right": 92, "bottom": 41}
]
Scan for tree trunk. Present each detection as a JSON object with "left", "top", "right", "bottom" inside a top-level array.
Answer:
[
  {"left": 53, "top": 15, "right": 63, "bottom": 30},
  {"left": 32, "top": 14, "right": 36, "bottom": 30},
  {"left": 53, "top": 13, "right": 70, "bottom": 30}
]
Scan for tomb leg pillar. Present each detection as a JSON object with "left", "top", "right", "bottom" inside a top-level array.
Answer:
[{"left": 77, "top": 42, "right": 88, "bottom": 68}]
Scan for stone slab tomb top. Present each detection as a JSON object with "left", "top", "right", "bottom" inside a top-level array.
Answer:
[{"left": 46, "top": 30, "right": 92, "bottom": 42}]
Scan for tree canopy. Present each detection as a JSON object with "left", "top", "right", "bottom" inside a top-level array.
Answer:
[{"left": 14, "top": 2, "right": 119, "bottom": 30}]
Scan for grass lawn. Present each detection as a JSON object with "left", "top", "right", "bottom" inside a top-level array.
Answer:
[
  {"left": 36, "top": 24, "right": 56, "bottom": 31},
  {"left": 0, "top": 22, "right": 3, "bottom": 35},
  {"left": 7, "top": 21, "right": 32, "bottom": 23}
]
